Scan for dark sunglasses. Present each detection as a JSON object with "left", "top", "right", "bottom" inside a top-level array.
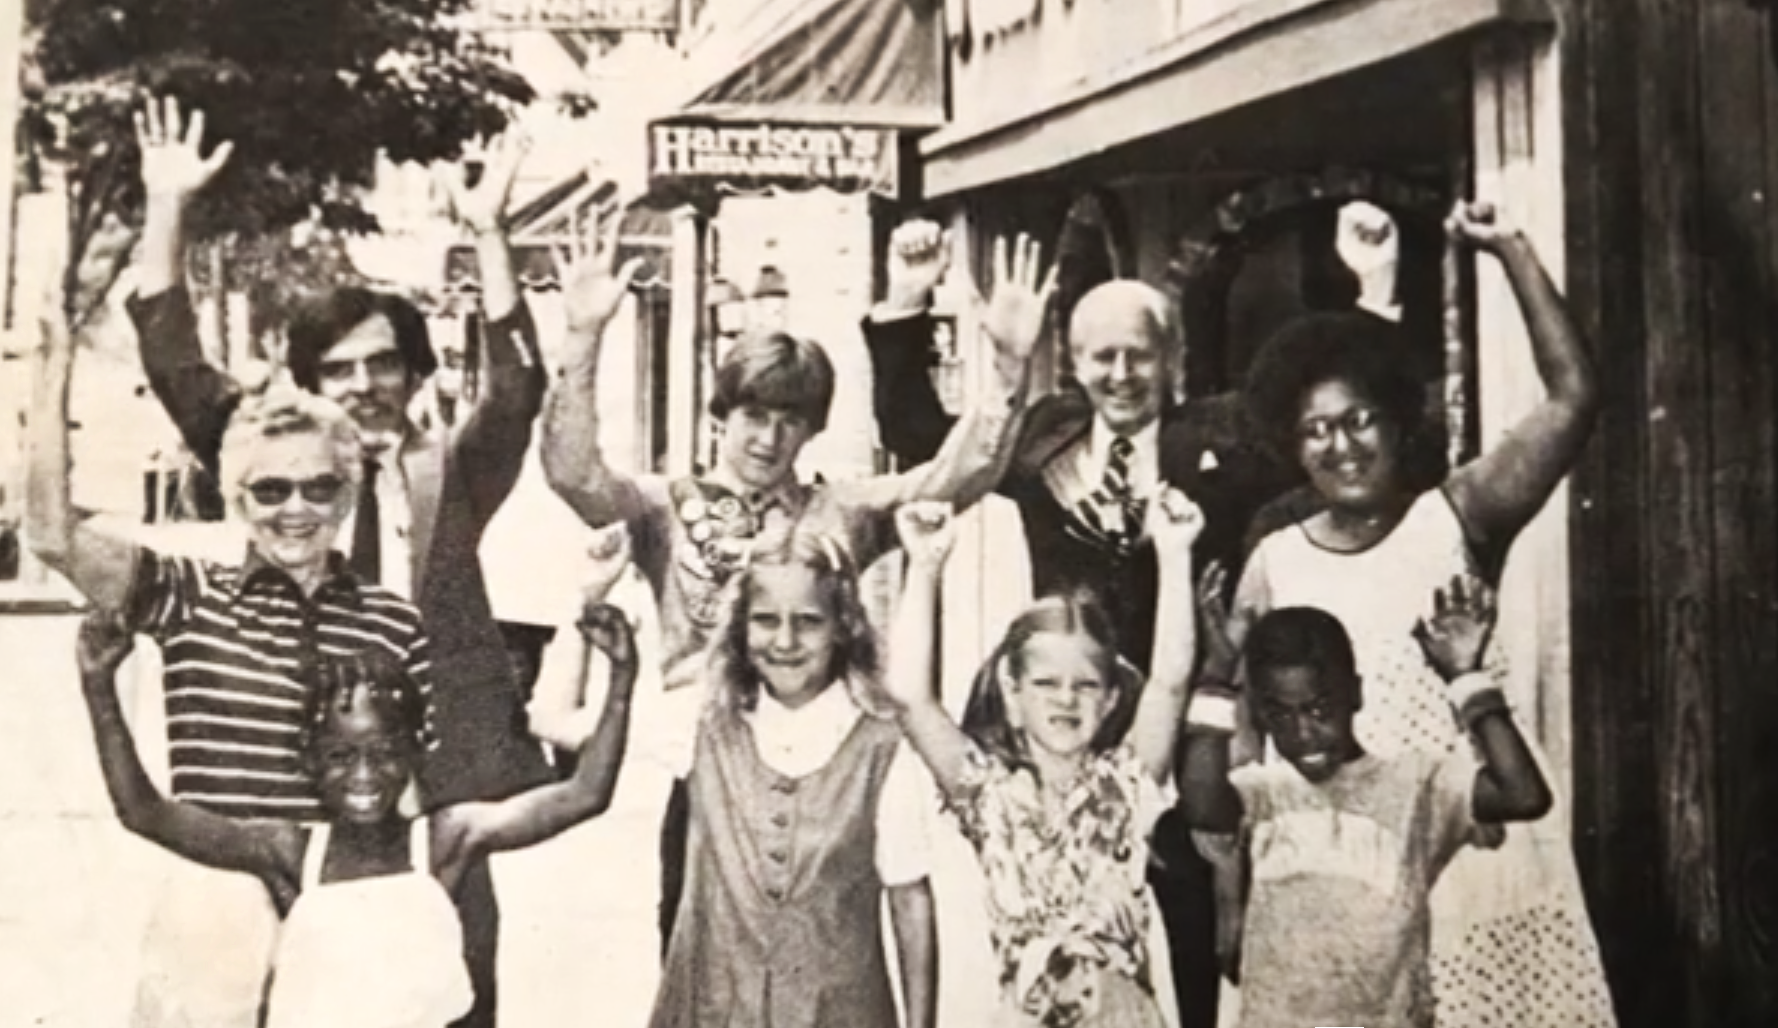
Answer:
[{"left": 245, "top": 474, "right": 347, "bottom": 507}]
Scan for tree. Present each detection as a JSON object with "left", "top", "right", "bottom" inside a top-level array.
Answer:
[{"left": 24, "top": 0, "right": 542, "bottom": 328}]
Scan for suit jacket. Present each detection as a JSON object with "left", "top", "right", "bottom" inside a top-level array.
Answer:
[
  {"left": 129, "top": 288, "right": 554, "bottom": 806},
  {"left": 865, "top": 312, "right": 1315, "bottom": 673}
]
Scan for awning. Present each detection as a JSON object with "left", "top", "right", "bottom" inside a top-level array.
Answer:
[
  {"left": 921, "top": 0, "right": 1551, "bottom": 198},
  {"left": 678, "top": 0, "right": 945, "bottom": 128},
  {"left": 444, "top": 170, "right": 675, "bottom": 294}
]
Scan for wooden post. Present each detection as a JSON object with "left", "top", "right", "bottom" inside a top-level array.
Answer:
[{"left": 665, "top": 207, "right": 705, "bottom": 476}]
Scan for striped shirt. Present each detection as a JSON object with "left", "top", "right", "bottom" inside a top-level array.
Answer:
[{"left": 127, "top": 547, "right": 434, "bottom": 821}]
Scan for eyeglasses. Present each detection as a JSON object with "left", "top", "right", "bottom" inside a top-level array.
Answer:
[
  {"left": 1297, "top": 405, "right": 1383, "bottom": 445},
  {"left": 244, "top": 474, "right": 347, "bottom": 507}
]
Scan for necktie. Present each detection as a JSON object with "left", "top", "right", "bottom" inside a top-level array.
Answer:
[
  {"left": 1073, "top": 436, "right": 1145, "bottom": 551},
  {"left": 1102, "top": 436, "right": 1145, "bottom": 540},
  {"left": 352, "top": 458, "right": 382, "bottom": 584}
]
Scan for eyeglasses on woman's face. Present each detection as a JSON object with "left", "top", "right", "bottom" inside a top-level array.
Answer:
[
  {"left": 1296, "top": 404, "right": 1383, "bottom": 446},
  {"left": 244, "top": 474, "right": 347, "bottom": 508}
]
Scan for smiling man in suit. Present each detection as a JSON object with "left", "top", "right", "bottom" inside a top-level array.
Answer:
[{"left": 864, "top": 220, "right": 1310, "bottom": 1028}]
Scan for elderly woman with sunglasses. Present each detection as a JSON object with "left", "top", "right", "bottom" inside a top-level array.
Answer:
[{"left": 29, "top": 306, "right": 433, "bottom": 1026}]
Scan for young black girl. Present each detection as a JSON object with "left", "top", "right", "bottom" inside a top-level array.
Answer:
[{"left": 74, "top": 604, "right": 638, "bottom": 1028}]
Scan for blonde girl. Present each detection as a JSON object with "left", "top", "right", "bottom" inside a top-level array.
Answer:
[
  {"left": 886, "top": 493, "right": 1202, "bottom": 1028},
  {"left": 651, "top": 528, "right": 937, "bottom": 1028}
]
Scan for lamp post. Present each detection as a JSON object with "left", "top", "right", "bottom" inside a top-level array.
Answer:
[{"left": 750, "top": 264, "right": 789, "bottom": 332}]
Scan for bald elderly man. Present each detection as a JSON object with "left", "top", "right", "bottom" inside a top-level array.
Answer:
[
  {"left": 864, "top": 223, "right": 1309, "bottom": 1028},
  {"left": 865, "top": 223, "right": 1307, "bottom": 680}
]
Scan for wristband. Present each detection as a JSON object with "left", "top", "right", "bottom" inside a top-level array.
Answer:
[
  {"left": 1446, "top": 671, "right": 1508, "bottom": 729},
  {"left": 1186, "top": 689, "right": 1240, "bottom": 735}
]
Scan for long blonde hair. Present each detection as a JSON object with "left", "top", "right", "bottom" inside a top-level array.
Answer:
[{"left": 704, "top": 528, "right": 892, "bottom": 720}]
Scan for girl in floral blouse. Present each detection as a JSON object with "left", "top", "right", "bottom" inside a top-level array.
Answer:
[{"left": 887, "top": 495, "right": 1202, "bottom": 1028}]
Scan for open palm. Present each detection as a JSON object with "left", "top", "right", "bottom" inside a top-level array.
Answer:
[
  {"left": 556, "top": 211, "right": 644, "bottom": 334},
  {"left": 136, "top": 97, "right": 233, "bottom": 202},
  {"left": 979, "top": 233, "right": 1057, "bottom": 361}
]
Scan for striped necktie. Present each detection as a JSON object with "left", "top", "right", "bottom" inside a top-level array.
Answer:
[{"left": 1075, "top": 435, "right": 1145, "bottom": 550}]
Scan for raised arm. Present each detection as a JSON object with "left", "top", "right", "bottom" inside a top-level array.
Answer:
[
  {"left": 445, "top": 603, "right": 638, "bottom": 864},
  {"left": 129, "top": 97, "right": 239, "bottom": 474},
  {"left": 1130, "top": 488, "right": 1203, "bottom": 781},
  {"left": 1177, "top": 564, "right": 1247, "bottom": 835},
  {"left": 75, "top": 612, "right": 299, "bottom": 892},
  {"left": 845, "top": 234, "right": 1053, "bottom": 531},
  {"left": 885, "top": 503, "right": 979, "bottom": 802},
  {"left": 527, "top": 523, "right": 632, "bottom": 750},
  {"left": 539, "top": 218, "right": 660, "bottom": 531},
  {"left": 1413, "top": 575, "right": 1553, "bottom": 823},
  {"left": 441, "top": 135, "right": 544, "bottom": 528},
  {"left": 1443, "top": 201, "right": 1601, "bottom": 554},
  {"left": 25, "top": 298, "right": 140, "bottom": 608},
  {"left": 863, "top": 220, "right": 961, "bottom": 464}
]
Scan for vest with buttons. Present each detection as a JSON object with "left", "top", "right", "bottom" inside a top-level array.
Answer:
[{"left": 650, "top": 705, "right": 903, "bottom": 1028}]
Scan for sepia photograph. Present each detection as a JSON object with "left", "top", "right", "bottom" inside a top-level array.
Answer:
[{"left": 0, "top": 1, "right": 1768, "bottom": 1026}]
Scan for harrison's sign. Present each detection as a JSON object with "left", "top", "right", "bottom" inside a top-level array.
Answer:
[{"left": 648, "top": 119, "right": 898, "bottom": 198}]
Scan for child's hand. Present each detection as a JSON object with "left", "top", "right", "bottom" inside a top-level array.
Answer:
[
  {"left": 1445, "top": 199, "right": 1523, "bottom": 255},
  {"left": 884, "top": 219, "right": 951, "bottom": 314},
  {"left": 1145, "top": 486, "right": 1204, "bottom": 553},
  {"left": 1413, "top": 574, "right": 1498, "bottom": 681},
  {"left": 895, "top": 501, "right": 956, "bottom": 572},
  {"left": 577, "top": 603, "right": 637, "bottom": 668},
  {"left": 580, "top": 523, "right": 633, "bottom": 610},
  {"left": 1195, "top": 561, "right": 1250, "bottom": 680},
  {"left": 76, "top": 610, "right": 136, "bottom": 682}
]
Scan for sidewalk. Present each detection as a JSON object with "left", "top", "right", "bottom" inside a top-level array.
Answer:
[{"left": 0, "top": 612, "right": 671, "bottom": 1027}]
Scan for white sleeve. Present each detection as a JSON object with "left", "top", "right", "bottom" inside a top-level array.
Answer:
[{"left": 874, "top": 744, "right": 936, "bottom": 886}]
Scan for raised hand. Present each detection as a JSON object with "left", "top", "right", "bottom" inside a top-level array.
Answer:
[
  {"left": 443, "top": 132, "right": 532, "bottom": 235},
  {"left": 1145, "top": 486, "right": 1204, "bottom": 551},
  {"left": 884, "top": 220, "right": 951, "bottom": 313},
  {"left": 555, "top": 210, "right": 644, "bottom": 335},
  {"left": 135, "top": 96, "right": 234, "bottom": 203},
  {"left": 580, "top": 522, "right": 633, "bottom": 610},
  {"left": 894, "top": 501, "right": 957, "bottom": 572},
  {"left": 1413, "top": 573, "right": 1498, "bottom": 682},
  {"left": 76, "top": 609, "right": 136, "bottom": 683},
  {"left": 1445, "top": 199, "right": 1523, "bottom": 254},
  {"left": 1194, "top": 561, "right": 1246, "bottom": 679},
  {"left": 1335, "top": 200, "right": 1398, "bottom": 276},
  {"left": 978, "top": 233, "right": 1058, "bottom": 362},
  {"left": 577, "top": 603, "right": 638, "bottom": 669}
]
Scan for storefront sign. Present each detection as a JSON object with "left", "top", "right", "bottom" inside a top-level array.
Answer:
[
  {"left": 474, "top": 0, "right": 678, "bottom": 31},
  {"left": 648, "top": 119, "right": 898, "bottom": 198}
]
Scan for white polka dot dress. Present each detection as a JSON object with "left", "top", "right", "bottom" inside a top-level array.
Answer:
[{"left": 1236, "top": 489, "right": 1617, "bottom": 1028}]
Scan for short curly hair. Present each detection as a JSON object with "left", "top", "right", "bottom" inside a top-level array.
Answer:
[
  {"left": 218, "top": 382, "right": 363, "bottom": 513},
  {"left": 1243, "top": 311, "right": 1442, "bottom": 484},
  {"left": 302, "top": 647, "right": 436, "bottom": 758}
]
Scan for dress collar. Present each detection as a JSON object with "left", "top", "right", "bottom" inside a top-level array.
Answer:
[
  {"left": 235, "top": 548, "right": 364, "bottom": 601},
  {"left": 747, "top": 677, "right": 858, "bottom": 731}
]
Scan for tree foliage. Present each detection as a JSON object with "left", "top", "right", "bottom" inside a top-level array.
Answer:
[{"left": 26, "top": 0, "right": 541, "bottom": 319}]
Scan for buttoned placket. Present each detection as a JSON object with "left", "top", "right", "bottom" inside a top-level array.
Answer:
[{"left": 759, "top": 776, "right": 800, "bottom": 903}]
